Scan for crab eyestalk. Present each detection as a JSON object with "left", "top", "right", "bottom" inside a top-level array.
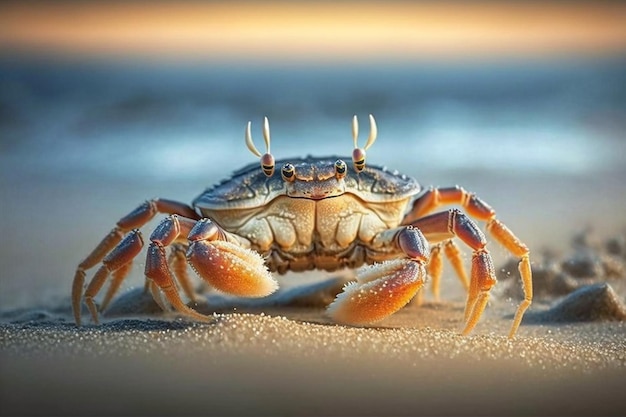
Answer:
[
  {"left": 334, "top": 159, "right": 347, "bottom": 180},
  {"left": 351, "top": 114, "right": 378, "bottom": 173},
  {"left": 245, "top": 116, "right": 275, "bottom": 177},
  {"left": 281, "top": 162, "right": 296, "bottom": 182}
]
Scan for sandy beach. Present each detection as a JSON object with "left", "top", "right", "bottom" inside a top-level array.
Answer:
[
  {"left": 2, "top": 232, "right": 626, "bottom": 416},
  {"left": 1, "top": 296, "right": 625, "bottom": 416}
]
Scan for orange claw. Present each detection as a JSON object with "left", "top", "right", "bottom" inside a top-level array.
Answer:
[
  {"left": 187, "top": 240, "right": 278, "bottom": 297},
  {"left": 327, "top": 259, "right": 426, "bottom": 325}
]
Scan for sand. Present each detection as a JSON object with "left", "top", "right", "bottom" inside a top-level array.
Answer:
[
  {"left": 1, "top": 317, "right": 625, "bottom": 416},
  {"left": 2, "top": 255, "right": 626, "bottom": 416}
]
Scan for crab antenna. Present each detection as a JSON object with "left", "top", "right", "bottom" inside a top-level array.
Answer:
[
  {"left": 245, "top": 121, "right": 262, "bottom": 157},
  {"left": 263, "top": 116, "right": 271, "bottom": 153},
  {"left": 352, "top": 115, "right": 359, "bottom": 149},
  {"left": 364, "top": 114, "right": 377, "bottom": 150}
]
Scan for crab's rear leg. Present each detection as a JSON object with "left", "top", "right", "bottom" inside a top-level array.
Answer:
[
  {"left": 327, "top": 226, "right": 429, "bottom": 325},
  {"left": 72, "top": 198, "right": 199, "bottom": 325}
]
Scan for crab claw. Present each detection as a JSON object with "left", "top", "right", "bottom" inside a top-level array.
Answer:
[
  {"left": 326, "top": 259, "right": 426, "bottom": 325},
  {"left": 187, "top": 240, "right": 278, "bottom": 297}
]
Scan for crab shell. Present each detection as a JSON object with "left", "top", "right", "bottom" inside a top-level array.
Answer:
[{"left": 192, "top": 156, "right": 421, "bottom": 274}]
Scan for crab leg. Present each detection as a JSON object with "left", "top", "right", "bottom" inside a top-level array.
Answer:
[
  {"left": 99, "top": 261, "right": 133, "bottom": 312},
  {"left": 81, "top": 230, "right": 144, "bottom": 324},
  {"left": 168, "top": 243, "right": 197, "bottom": 302},
  {"left": 404, "top": 186, "right": 532, "bottom": 338},
  {"left": 414, "top": 239, "right": 446, "bottom": 307},
  {"left": 144, "top": 215, "right": 212, "bottom": 322},
  {"left": 410, "top": 209, "right": 506, "bottom": 336},
  {"left": 72, "top": 199, "right": 200, "bottom": 325},
  {"left": 426, "top": 240, "right": 469, "bottom": 302},
  {"left": 327, "top": 226, "right": 429, "bottom": 325},
  {"left": 410, "top": 241, "right": 447, "bottom": 307}
]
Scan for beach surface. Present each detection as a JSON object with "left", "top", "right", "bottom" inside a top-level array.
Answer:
[{"left": 2, "top": 289, "right": 626, "bottom": 416}]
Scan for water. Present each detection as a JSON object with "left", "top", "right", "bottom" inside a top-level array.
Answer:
[
  {"left": 2, "top": 57, "right": 625, "bottom": 182},
  {"left": 1, "top": 56, "right": 625, "bottom": 309}
]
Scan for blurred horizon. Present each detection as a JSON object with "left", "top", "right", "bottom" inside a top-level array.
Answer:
[{"left": 1, "top": 1, "right": 626, "bottom": 64}]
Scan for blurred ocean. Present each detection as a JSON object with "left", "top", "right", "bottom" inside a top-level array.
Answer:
[
  {"left": 1, "top": 56, "right": 625, "bottom": 309},
  {"left": 2, "top": 57, "right": 625, "bottom": 182}
]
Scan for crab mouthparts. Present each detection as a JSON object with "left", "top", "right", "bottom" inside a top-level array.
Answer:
[
  {"left": 305, "top": 186, "right": 345, "bottom": 199},
  {"left": 309, "top": 192, "right": 330, "bottom": 200},
  {"left": 288, "top": 190, "right": 340, "bottom": 200},
  {"left": 287, "top": 179, "right": 345, "bottom": 200}
]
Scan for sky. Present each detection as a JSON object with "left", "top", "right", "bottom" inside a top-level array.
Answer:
[{"left": 1, "top": 1, "right": 625, "bottom": 63}]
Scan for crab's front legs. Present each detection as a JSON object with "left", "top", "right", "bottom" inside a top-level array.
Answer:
[{"left": 327, "top": 226, "right": 429, "bottom": 325}]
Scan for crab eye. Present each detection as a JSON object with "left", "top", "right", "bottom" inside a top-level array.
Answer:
[
  {"left": 334, "top": 159, "right": 347, "bottom": 179},
  {"left": 281, "top": 163, "right": 295, "bottom": 182}
]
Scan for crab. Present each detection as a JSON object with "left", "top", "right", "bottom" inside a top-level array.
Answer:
[{"left": 72, "top": 115, "right": 532, "bottom": 338}]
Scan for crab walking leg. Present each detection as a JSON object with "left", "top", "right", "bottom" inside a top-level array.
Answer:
[
  {"left": 405, "top": 186, "right": 532, "bottom": 338},
  {"left": 403, "top": 186, "right": 497, "bottom": 223},
  {"left": 186, "top": 218, "right": 278, "bottom": 297},
  {"left": 81, "top": 230, "right": 144, "bottom": 324},
  {"left": 168, "top": 243, "right": 197, "bottom": 302},
  {"left": 489, "top": 220, "right": 533, "bottom": 338},
  {"left": 72, "top": 198, "right": 200, "bottom": 325},
  {"left": 76, "top": 198, "right": 199, "bottom": 272},
  {"left": 99, "top": 261, "right": 133, "bottom": 312},
  {"left": 427, "top": 244, "right": 443, "bottom": 301},
  {"left": 404, "top": 186, "right": 510, "bottom": 275},
  {"left": 427, "top": 240, "right": 469, "bottom": 302},
  {"left": 144, "top": 215, "right": 213, "bottom": 321},
  {"left": 443, "top": 240, "right": 470, "bottom": 291},
  {"left": 405, "top": 186, "right": 530, "bottom": 259},
  {"left": 411, "top": 209, "right": 498, "bottom": 336},
  {"left": 147, "top": 279, "right": 170, "bottom": 312},
  {"left": 413, "top": 243, "right": 442, "bottom": 306},
  {"left": 327, "top": 226, "right": 429, "bottom": 324}
]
